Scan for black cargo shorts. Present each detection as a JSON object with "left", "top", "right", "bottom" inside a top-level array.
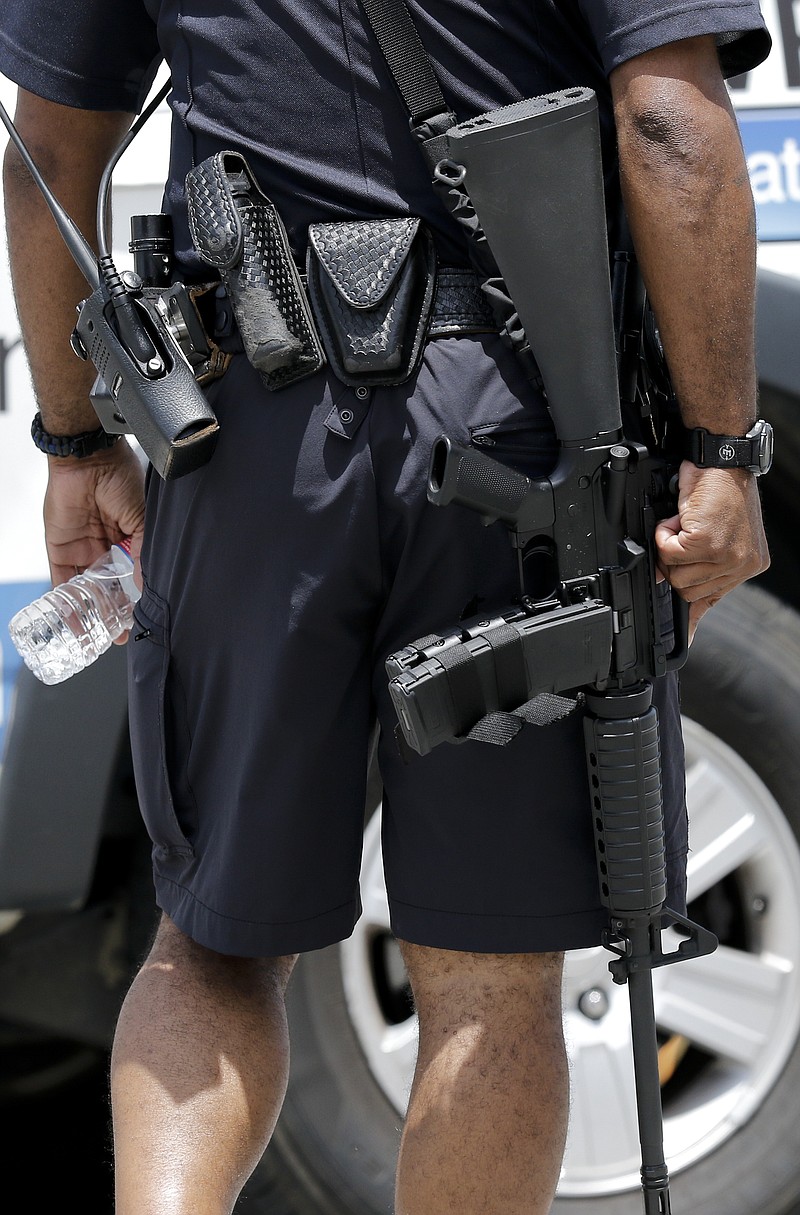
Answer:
[{"left": 128, "top": 333, "right": 688, "bottom": 957}]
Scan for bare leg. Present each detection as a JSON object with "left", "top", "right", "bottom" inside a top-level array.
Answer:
[
  {"left": 395, "top": 944, "right": 568, "bottom": 1215},
  {"left": 111, "top": 913, "right": 297, "bottom": 1215}
]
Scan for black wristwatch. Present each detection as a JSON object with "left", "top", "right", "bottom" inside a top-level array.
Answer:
[
  {"left": 684, "top": 419, "right": 773, "bottom": 476},
  {"left": 31, "top": 412, "right": 121, "bottom": 459}
]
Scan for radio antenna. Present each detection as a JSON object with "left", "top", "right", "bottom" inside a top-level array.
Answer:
[{"left": 96, "top": 80, "right": 171, "bottom": 260}]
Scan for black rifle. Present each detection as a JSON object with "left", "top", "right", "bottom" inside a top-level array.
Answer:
[
  {"left": 386, "top": 89, "right": 718, "bottom": 1214},
  {"left": 0, "top": 87, "right": 219, "bottom": 480}
]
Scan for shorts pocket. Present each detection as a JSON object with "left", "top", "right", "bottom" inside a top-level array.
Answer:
[
  {"left": 128, "top": 586, "right": 194, "bottom": 859},
  {"left": 469, "top": 417, "right": 558, "bottom": 478}
]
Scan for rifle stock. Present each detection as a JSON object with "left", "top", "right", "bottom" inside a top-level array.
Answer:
[{"left": 443, "top": 88, "right": 622, "bottom": 444}]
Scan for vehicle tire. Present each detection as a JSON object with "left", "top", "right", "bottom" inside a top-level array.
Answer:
[{"left": 242, "top": 582, "right": 800, "bottom": 1215}]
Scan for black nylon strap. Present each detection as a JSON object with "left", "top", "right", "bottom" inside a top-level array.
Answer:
[
  {"left": 481, "top": 622, "right": 528, "bottom": 711},
  {"left": 467, "top": 692, "right": 584, "bottom": 746},
  {"left": 434, "top": 641, "right": 486, "bottom": 734},
  {"left": 358, "top": 0, "right": 452, "bottom": 124}
]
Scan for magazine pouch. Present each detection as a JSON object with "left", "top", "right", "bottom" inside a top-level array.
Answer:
[
  {"left": 306, "top": 217, "right": 436, "bottom": 386},
  {"left": 185, "top": 151, "right": 325, "bottom": 390}
]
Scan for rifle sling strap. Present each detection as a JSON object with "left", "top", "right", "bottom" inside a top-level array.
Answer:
[{"left": 357, "top": 0, "right": 457, "bottom": 169}]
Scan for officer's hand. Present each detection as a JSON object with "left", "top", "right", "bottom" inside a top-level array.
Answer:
[
  {"left": 655, "top": 462, "right": 770, "bottom": 640},
  {"left": 43, "top": 440, "right": 147, "bottom": 621}
]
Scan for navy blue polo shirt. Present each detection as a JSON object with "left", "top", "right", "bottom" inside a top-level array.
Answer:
[{"left": 0, "top": 0, "right": 770, "bottom": 276}]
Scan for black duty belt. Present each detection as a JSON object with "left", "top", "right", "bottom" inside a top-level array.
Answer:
[{"left": 211, "top": 264, "right": 496, "bottom": 348}]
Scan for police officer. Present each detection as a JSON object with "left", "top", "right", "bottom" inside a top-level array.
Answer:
[{"left": 0, "top": 1, "right": 770, "bottom": 1212}]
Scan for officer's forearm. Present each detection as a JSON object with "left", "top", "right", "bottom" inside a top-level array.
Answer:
[
  {"left": 2, "top": 91, "right": 133, "bottom": 435},
  {"left": 611, "top": 36, "right": 758, "bottom": 436}
]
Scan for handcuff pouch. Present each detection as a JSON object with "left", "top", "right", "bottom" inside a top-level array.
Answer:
[{"left": 306, "top": 217, "right": 436, "bottom": 386}]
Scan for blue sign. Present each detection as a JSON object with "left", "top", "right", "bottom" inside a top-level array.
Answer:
[{"left": 738, "top": 108, "right": 800, "bottom": 241}]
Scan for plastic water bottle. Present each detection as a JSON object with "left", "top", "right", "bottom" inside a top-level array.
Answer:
[{"left": 8, "top": 540, "right": 141, "bottom": 685}]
